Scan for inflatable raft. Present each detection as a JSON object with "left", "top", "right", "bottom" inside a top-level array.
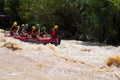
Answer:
[{"left": 5, "top": 33, "right": 61, "bottom": 45}]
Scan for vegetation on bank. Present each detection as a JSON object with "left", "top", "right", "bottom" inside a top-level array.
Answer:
[{"left": 0, "top": 0, "right": 120, "bottom": 45}]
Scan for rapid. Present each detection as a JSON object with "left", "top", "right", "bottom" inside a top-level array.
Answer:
[{"left": 0, "top": 29, "right": 120, "bottom": 80}]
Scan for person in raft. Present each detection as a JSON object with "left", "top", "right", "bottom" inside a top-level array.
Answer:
[
  {"left": 35, "top": 23, "right": 41, "bottom": 38},
  {"left": 30, "top": 26, "right": 37, "bottom": 38},
  {"left": 51, "top": 25, "right": 59, "bottom": 38},
  {"left": 10, "top": 21, "right": 20, "bottom": 36},
  {"left": 40, "top": 26, "right": 48, "bottom": 38},
  {"left": 20, "top": 24, "right": 29, "bottom": 36}
]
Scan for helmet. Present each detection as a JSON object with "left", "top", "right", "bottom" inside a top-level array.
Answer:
[
  {"left": 35, "top": 23, "right": 40, "bottom": 27},
  {"left": 32, "top": 26, "right": 36, "bottom": 30},
  {"left": 25, "top": 24, "right": 28, "bottom": 26},
  {"left": 13, "top": 21, "right": 17, "bottom": 26},
  {"left": 42, "top": 27, "right": 46, "bottom": 30},
  {"left": 54, "top": 25, "right": 59, "bottom": 29},
  {"left": 21, "top": 24, "right": 25, "bottom": 27}
]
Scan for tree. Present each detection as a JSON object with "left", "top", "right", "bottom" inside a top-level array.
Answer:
[
  {"left": 109, "top": 0, "right": 120, "bottom": 9},
  {"left": 4, "top": 0, "right": 20, "bottom": 23},
  {"left": 0, "top": 0, "right": 4, "bottom": 11}
]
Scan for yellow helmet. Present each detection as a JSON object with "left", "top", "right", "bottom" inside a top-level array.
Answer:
[
  {"left": 21, "top": 24, "right": 25, "bottom": 27},
  {"left": 54, "top": 25, "right": 59, "bottom": 29},
  {"left": 32, "top": 26, "right": 36, "bottom": 30},
  {"left": 13, "top": 21, "right": 17, "bottom": 26}
]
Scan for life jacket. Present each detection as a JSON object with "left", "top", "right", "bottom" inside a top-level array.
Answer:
[
  {"left": 35, "top": 28, "right": 39, "bottom": 35},
  {"left": 11, "top": 26, "right": 18, "bottom": 33},
  {"left": 31, "top": 29, "right": 35, "bottom": 35},
  {"left": 51, "top": 29, "right": 57, "bottom": 38},
  {"left": 40, "top": 29, "right": 45, "bottom": 37}
]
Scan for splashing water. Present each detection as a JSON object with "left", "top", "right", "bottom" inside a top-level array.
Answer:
[{"left": 0, "top": 29, "right": 120, "bottom": 80}]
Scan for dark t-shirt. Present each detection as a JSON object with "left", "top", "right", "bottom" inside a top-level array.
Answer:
[{"left": 11, "top": 26, "right": 18, "bottom": 31}]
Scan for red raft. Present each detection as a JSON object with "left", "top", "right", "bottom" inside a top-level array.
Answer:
[{"left": 5, "top": 33, "right": 61, "bottom": 45}]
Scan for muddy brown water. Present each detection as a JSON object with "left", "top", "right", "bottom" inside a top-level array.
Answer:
[{"left": 0, "top": 29, "right": 120, "bottom": 80}]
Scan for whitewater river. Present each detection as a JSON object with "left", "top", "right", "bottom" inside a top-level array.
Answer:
[{"left": 0, "top": 29, "right": 120, "bottom": 80}]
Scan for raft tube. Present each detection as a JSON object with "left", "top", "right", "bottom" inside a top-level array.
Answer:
[{"left": 5, "top": 33, "right": 61, "bottom": 45}]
